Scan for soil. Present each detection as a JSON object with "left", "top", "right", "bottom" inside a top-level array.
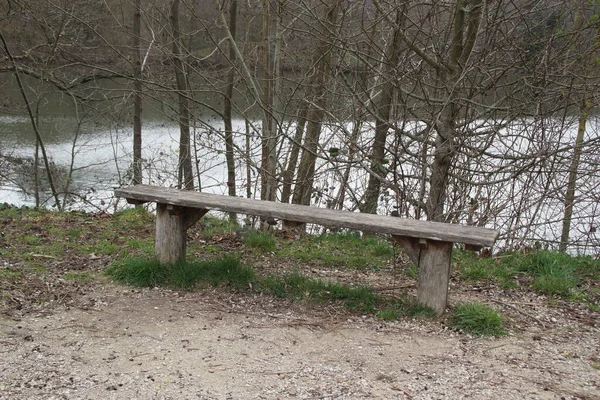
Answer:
[
  {"left": 0, "top": 276, "right": 599, "bottom": 400},
  {"left": 0, "top": 212, "right": 599, "bottom": 400}
]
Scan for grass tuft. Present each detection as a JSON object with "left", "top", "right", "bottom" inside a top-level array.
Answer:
[
  {"left": 278, "top": 231, "right": 393, "bottom": 270},
  {"left": 106, "top": 255, "right": 254, "bottom": 290},
  {"left": 201, "top": 215, "right": 239, "bottom": 239},
  {"left": 259, "top": 272, "right": 378, "bottom": 313},
  {"left": 450, "top": 302, "right": 506, "bottom": 336},
  {"left": 243, "top": 230, "right": 277, "bottom": 252},
  {"left": 106, "top": 257, "right": 167, "bottom": 287}
]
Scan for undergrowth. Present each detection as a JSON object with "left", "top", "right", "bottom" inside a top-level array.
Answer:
[
  {"left": 106, "top": 254, "right": 254, "bottom": 290},
  {"left": 106, "top": 255, "right": 435, "bottom": 320},
  {"left": 3, "top": 208, "right": 599, "bottom": 326},
  {"left": 450, "top": 302, "right": 506, "bottom": 336},
  {"left": 454, "top": 249, "right": 599, "bottom": 302},
  {"left": 277, "top": 230, "right": 394, "bottom": 270}
]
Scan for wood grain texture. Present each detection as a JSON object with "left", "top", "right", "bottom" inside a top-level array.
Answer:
[
  {"left": 417, "top": 240, "right": 453, "bottom": 314},
  {"left": 392, "top": 235, "right": 421, "bottom": 265},
  {"left": 115, "top": 185, "right": 499, "bottom": 247},
  {"left": 156, "top": 203, "right": 186, "bottom": 264},
  {"left": 155, "top": 204, "right": 208, "bottom": 264}
]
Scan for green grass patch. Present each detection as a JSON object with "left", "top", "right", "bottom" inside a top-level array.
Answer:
[
  {"left": 278, "top": 231, "right": 393, "bottom": 270},
  {"left": 113, "top": 207, "right": 154, "bottom": 226},
  {"left": 403, "top": 264, "right": 418, "bottom": 279},
  {"left": 106, "top": 254, "right": 433, "bottom": 320},
  {"left": 0, "top": 267, "right": 22, "bottom": 278},
  {"left": 106, "top": 257, "right": 168, "bottom": 287},
  {"left": 377, "top": 297, "right": 437, "bottom": 320},
  {"left": 507, "top": 251, "right": 582, "bottom": 298},
  {"left": 243, "top": 230, "right": 276, "bottom": 252},
  {"left": 23, "top": 235, "right": 41, "bottom": 245},
  {"left": 66, "top": 229, "right": 83, "bottom": 239},
  {"left": 450, "top": 302, "right": 506, "bottom": 336},
  {"left": 170, "top": 255, "right": 255, "bottom": 290},
  {"left": 454, "top": 250, "right": 600, "bottom": 298},
  {"left": 201, "top": 215, "right": 239, "bottom": 239},
  {"left": 259, "top": 272, "right": 378, "bottom": 313},
  {"left": 106, "top": 255, "right": 255, "bottom": 290}
]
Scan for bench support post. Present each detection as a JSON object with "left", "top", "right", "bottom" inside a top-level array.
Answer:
[
  {"left": 156, "top": 203, "right": 207, "bottom": 264},
  {"left": 417, "top": 240, "right": 452, "bottom": 315},
  {"left": 393, "top": 236, "right": 453, "bottom": 315}
]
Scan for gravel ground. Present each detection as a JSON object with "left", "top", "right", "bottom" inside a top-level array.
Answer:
[{"left": 1, "top": 284, "right": 599, "bottom": 400}]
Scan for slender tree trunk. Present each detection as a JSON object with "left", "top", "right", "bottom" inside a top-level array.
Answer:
[
  {"left": 560, "top": 100, "right": 589, "bottom": 252},
  {"left": 281, "top": 106, "right": 308, "bottom": 204},
  {"left": 34, "top": 138, "right": 40, "bottom": 207},
  {"left": 423, "top": 0, "right": 482, "bottom": 222},
  {"left": 245, "top": 118, "right": 252, "bottom": 199},
  {"left": 292, "top": 0, "right": 341, "bottom": 206},
  {"left": 361, "top": 7, "right": 404, "bottom": 214},
  {"left": 223, "top": 0, "right": 238, "bottom": 221},
  {"left": 132, "top": 0, "right": 143, "bottom": 187},
  {"left": 333, "top": 5, "right": 380, "bottom": 211},
  {"left": 426, "top": 118, "right": 455, "bottom": 221},
  {"left": 0, "top": 31, "right": 62, "bottom": 209},
  {"left": 260, "top": 0, "right": 278, "bottom": 202},
  {"left": 170, "top": 0, "right": 194, "bottom": 190}
]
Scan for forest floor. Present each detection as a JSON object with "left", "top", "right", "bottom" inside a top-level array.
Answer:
[{"left": 0, "top": 208, "right": 599, "bottom": 399}]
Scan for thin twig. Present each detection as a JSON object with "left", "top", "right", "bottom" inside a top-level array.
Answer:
[{"left": 371, "top": 284, "right": 416, "bottom": 292}]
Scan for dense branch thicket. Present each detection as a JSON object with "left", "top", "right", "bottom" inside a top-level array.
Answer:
[{"left": 1, "top": 0, "right": 599, "bottom": 253}]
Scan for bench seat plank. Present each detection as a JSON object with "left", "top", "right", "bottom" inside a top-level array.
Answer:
[{"left": 115, "top": 185, "right": 498, "bottom": 248}]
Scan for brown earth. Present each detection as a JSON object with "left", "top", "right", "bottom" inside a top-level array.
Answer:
[{"left": 0, "top": 210, "right": 599, "bottom": 399}]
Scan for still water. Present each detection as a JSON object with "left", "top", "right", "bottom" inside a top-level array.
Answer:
[{"left": 0, "top": 111, "right": 252, "bottom": 210}]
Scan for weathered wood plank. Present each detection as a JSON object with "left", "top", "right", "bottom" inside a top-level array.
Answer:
[
  {"left": 417, "top": 240, "right": 453, "bottom": 314},
  {"left": 155, "top": 203, "right": 208, "bottom": 264},
  {"left": 392, "top": 235, "right": 421, "bottom": 265},
  {"left": 115, "top": 185, "right": 498, "bottom": 248}
]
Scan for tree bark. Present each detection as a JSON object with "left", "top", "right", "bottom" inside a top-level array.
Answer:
[
  {"left": 132, "top": 0, "right": 143, "bottom": 187},
  {"left": 292, "top": 0, "right": 341, "bottom": 206},
  {"left": 423, "top": 0, "right": 482, "bottom": 222},
  {"left": 560, "top": 100, "right": 589, "bottom": 252},
  {"left": 223, "top": 0, "right": 238, "bottom": 221},
  {"left": 361, "top": 7, "right": 404, "bottom": 214},
  {"left": 281, "top": 106, "right": 308, "bottom": 204},
  {"left": 170, "top": 0, "right": 194, "bottom": 191},
  {"left": 260, "top": 0, "right": 278, "bottom": 202}
]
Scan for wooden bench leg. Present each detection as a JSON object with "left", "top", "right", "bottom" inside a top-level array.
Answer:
[
  {"left": 393, "top": 236, "right": 453, "bottom": 315},
  {"left": 156, "top": 203, "right": 207, "bottom": 264},
  {"left": 417, "top": 241, "right": 452, "bottom": 315}
]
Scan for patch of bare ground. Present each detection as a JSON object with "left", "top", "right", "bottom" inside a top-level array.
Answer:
[
  {"left": 0, "top": 212, "right": 599, "bottom": 399},
  {"left": 0, "top": 268, "right": 598, "bottom": 399}
]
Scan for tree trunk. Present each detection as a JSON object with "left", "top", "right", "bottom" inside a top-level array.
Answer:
[
  {"left": 132, "top": 0, "right": 143, "bottom": 187},
  {"left": 423, "top": 0, "right": 482, "bottom": 222},
  {"left": 170, "top": 0, "right": 194, "bottom": 191},
  {"left": 281, "top": 106, "right": 308, "bottom": 204},
  {"left": 292, "top": 0, "right": 340, "bottom": 206},
  {"left": 223, "top": 0, "right": 238, "bottom": 221},
  {"left": 361, "top": 7, "right": 404, "bottom": 214},
  {"left": 560, "top": 100, "right": 589, "bottom": 252},
  {"left": 0, "top": 32, "right": 62, "bottom": 209},
  {"left": 260, "top": 0, "right": 278, "bottom": 202}
]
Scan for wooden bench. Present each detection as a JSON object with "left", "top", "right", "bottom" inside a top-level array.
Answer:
[{"left": 115, "top": 184, "right": 499, "bottom": 314}]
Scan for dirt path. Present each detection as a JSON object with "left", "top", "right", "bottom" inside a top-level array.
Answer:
[{"left": 1, "top": 284, "right": 598, "bottom": 400}]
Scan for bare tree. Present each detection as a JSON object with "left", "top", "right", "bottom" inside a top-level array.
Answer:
[
  {"left": 222, "top": 0, "right": 238, "bottom": 221},
  {"left": 292, "top": 0, "right": 342, "bottom": 206},
  {"left": 361, "top": 5, "right": 405, "bottom": 214},
  {"left": 133, "top": 0, "right": 143, "bottom": 186},
  {"left": 170, "top": 0, "right": 194, "bottom": 190}
]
